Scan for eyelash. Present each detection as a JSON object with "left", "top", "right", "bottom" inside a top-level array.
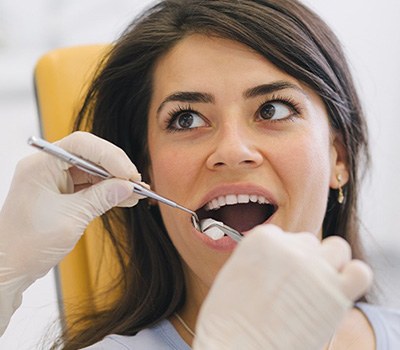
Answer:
[
  {"left": 164, "top": 95, "right": 303, "bottom": 131},
  {"left": 256, "top": 94, "right": 302, "bottom": 123},
  {"left": 165, "top": 104, "right": 201, "bottom": 132}
]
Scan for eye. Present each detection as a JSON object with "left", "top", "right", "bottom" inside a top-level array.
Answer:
[
  {"left": 167, "top": 109, "right": 207, "bottom": 130},
  {"left": 258, "top": 101, "right": 294, "bottom": 121}
]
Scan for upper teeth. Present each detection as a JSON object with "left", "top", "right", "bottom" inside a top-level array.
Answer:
[{"left": 205, "top": 194, "right": 270, "bottom": 211}]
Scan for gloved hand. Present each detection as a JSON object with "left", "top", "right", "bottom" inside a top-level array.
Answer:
[
  {"left": 194, "top": 224, "right": 373, "bottom": 350},
  {"left": 0, "top": 131, "right": 143, "bottom": 335}
]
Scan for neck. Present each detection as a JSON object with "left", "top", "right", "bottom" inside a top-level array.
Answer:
[
  {"left": 171, "top": 262, "right": 211, "bottom": 346},
  {"left": 170, "top": 309, "right": 197, "bottom": 346},
  {"left": 171, "top": 292, "right": 202, "bottom": 346}
]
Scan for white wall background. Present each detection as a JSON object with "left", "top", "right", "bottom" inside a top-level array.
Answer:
[{"left": 0, "top": 0, "right": 399, "bottom": 348}]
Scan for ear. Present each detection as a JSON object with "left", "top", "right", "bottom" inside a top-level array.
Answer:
[{"left": 329, "top": 133, "right": 349, "bottom": 189}]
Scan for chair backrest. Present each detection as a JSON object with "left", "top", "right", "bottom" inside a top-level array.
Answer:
[{"left": 34, "top": 45, "right": 119, "bottom": 326}]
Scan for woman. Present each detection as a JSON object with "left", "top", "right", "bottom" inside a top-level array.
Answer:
[
  {"left": 0, "top": 0, "right": 398, "bottom": 349},
  {"left": 69, "top": 0, "right": 396, "bottom": 348}
]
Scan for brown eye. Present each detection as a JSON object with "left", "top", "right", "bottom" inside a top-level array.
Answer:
[
  {"left": 170, "top": 111, "right": 207, "bottom": 130},
  {"left": 259, "top": 102, "right": 292, "bottom": 121},
  {"left": 177, "top": 112, "right": 195, "bottom": 128}
]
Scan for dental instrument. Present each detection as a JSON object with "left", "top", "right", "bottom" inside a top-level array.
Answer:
[{"left": 28, "top": 136, "right": 244, "bottom": 242}]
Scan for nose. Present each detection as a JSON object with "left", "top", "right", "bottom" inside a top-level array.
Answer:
[{"left": 206, "top": 124, "right": 263, "bottom": 170}]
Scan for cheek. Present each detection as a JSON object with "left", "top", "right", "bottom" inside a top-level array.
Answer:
[
  {"left": 273, "top": 132, "right": 333, "bottom": 232},
  {"left": 282, "top": 140, "right": 331, "bottom": 181},
  {"left": 273, "top": 126, "right": 332, "bottom": 176},
  {"left": 150, "top": 150, "right": 181, "bottom": 194},
  {"left": 149, "top": 143, "right": 202, "bottom": 199}
]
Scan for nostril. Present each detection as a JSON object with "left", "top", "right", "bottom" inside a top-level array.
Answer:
[
  {"left": 242, "top": 159, "right": 256, "bottom": 165},
  {"left": 211, "top": 159, "right": 259, "bottom": 169},
  {"left": 206, "top": 140, "right": 263, "bottom": 169}
]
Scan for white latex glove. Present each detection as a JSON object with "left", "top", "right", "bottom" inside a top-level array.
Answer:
[
  {"left": 194, "top": 224, "right": 373, "bottom": 350},
  {"left": 0, "top": 131, "right": 143, "bottom": 335}
]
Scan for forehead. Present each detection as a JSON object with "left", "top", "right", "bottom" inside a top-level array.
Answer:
[
  {"left": 152, "top": 34, "right": 302, "bottom": 94},
  {"left": 149, "top": 34, "right": 326, "bottom": 119}
]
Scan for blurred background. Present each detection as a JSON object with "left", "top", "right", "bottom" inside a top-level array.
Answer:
[{"left": 0, "top": 0, "right": 399, "bottom": 348}]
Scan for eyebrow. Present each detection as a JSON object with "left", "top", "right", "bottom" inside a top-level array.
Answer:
[
  {"left": 156, "top": 80, "right": 309, "bottom": 115},
  {"left": 156, "top": 91, "right": 214, "bottom": 115},
  {"left": 243, "top": 81, "right": 310, "bottom": 100}
]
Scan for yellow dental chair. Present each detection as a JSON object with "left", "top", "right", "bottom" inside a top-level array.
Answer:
[{"left": 34, "top": 44, "right": 117, "bottom": 327}]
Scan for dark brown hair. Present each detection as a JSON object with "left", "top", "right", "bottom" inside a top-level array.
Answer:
[{"left": 59, "top": 0, "right": 369, "bottom": 348}]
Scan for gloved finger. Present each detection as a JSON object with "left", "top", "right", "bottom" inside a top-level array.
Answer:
[
  {"left": 72, "top": 180, "right": 144, "bottom": 207},
  {"left": 288, "top": 232, "right": 320, "bottom": 253},
  {"left": 252, "top": 225, "right": 320, "bottom": 250},
  {"left": 320, "top": 236, "right": 352, "bottom": 272},
  {"left": 70, "top": 178, "right": 141, "bottom": 225},
  {"left": 12, "top": 152, "right": 71, "bottom": 193},
  {"left": 118, "top": 181, "right": 148, "bottom": 207},
  {"left": 69, "top": 166, "right": 147, "bottom": 207},
  {"left": 55, "top": 131, "right": 141, "bottom": 181},
  {"left": 67, "top": 167, "right": 103, "bottom": 193},
  {"left": 68, "top": 164, "right": 149, "bottom": 207},
  {"left": 340, "top": 259, "right": 373, "bottom": 301}
]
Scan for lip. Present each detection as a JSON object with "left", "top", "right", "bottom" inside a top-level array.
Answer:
[
  {"left": 192, "top": 224, "right": 239, "bottom": 251},
  {"left": 195, "top": 183, "right": 278, "bottom": 210},
  {"left": 191, "top": 208, "right": 276, "bottom": 251}
]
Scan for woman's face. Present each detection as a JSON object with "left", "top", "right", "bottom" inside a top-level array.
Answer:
[{"left": 147, "top": 35, "right": 347, "bottom": 295}]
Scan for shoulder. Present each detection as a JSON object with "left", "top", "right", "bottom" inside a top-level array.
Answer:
[
  {"left": 80, "top": 319, "right": 191, "bottom": 350},
  {"left": 356, "top": 302, "right": 400, "bottom": 349}
]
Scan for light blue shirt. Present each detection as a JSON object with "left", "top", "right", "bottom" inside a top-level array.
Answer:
[
  {"left": 356, "top": 302, "right": 400, "bottom": 349},
  {"left": 82, "top": 303, "right": 400, "bottom": 349},
  {"left": 82, "top": 319, "right": 190, "bottom": 350}
]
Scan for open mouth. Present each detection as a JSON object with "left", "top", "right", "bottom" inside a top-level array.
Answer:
[{"left": 195, "top": 194, "right": 277, "bottom": 233}]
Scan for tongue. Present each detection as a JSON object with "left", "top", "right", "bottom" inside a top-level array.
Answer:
[{"left": 214, "top": 203, "right": 268, "bottom": 232}]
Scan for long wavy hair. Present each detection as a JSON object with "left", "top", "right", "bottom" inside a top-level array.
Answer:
[{"left": 57, "top": 0, "right": 369, "bottom": 348}]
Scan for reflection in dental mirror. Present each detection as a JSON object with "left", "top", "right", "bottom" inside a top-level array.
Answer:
[{"left": 200, "top": 218, "right": 225, "bottom": 240}]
